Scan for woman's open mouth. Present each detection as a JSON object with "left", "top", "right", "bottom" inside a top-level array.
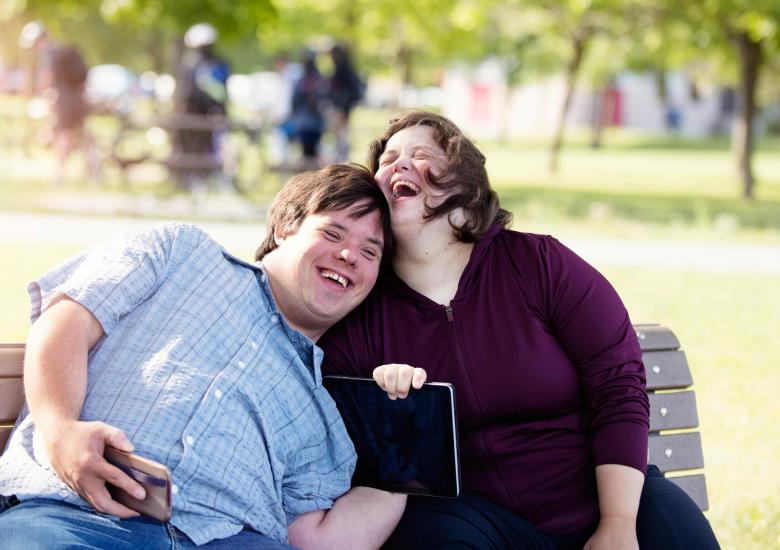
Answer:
[{"left": 391, "top": 181, "right": 420, "bottom": 199}]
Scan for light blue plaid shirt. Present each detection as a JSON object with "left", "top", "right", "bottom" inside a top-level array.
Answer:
[{"left": 0, "top": 222, "right": 356, "bottom": 545}]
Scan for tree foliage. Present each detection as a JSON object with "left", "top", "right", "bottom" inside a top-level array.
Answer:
[{"left": 2, "top": 0, "right": 779, "bottom": 196}]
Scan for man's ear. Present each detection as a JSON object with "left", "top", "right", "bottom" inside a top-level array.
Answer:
[{"left": 273, "top": 228, "right": 286, "bottom": 246}]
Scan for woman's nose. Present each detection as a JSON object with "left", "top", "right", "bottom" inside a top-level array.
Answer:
[
  {"left": 340, "top": 248, "right": 356, "bottom": 265},
  {"left": 392, "top": 156, "right": 411, "bottom": 172}
]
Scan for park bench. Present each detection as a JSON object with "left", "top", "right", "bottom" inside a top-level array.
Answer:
[
  {"left": 109, "top": 112, "right": 266, "bottom": 194},
  {"left": 0, "top": 323, "right": 709, "bottom": 511}
]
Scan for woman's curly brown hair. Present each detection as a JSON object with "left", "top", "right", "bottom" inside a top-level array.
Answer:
[{"left": 367, "top": 110, "right": 511, "bottom": 242}]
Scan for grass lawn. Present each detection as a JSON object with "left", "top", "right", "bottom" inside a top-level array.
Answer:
[
  {"left": 2, "top": 101, "right": 780, "bottom": 548},
  {"left": 604, "top": 267, "right": 780, "bottom": 550}
]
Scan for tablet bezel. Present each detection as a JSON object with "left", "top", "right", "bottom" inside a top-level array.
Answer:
[{"left": 323, "top": 375, "right": 461, "bottom": 498}]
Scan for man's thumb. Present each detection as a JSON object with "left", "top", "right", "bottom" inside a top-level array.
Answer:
[{"left": 104, "top": 427, "right": 134, "bottom": 453}]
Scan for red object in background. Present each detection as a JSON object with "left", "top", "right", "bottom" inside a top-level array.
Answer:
[
  {"left": 470, "top": 84, "right": 491, "bottom": 122},
  {"left": 604, "top": 87, "right": 622, "bottom": 126}
]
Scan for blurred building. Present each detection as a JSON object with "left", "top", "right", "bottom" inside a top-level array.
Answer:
[{"left": 441, "top": 60, "right": 741, "bottom": 139}]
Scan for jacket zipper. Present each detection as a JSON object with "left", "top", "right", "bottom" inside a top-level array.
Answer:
[{"left": 444, "top": 304, "right": 454, "bottom": 322}]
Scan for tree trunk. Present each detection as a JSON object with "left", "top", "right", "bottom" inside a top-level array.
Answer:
[
  {"left": 549, "top": 33, "right": 587, "bottom": 173},
  {"left": 732, "top": 32, "right": 763, "bottom": 200},
  {"left": 149, "top": 33, "right": 167, "bottom": 74},
  {"left": 590, "top": 88, "right": 604, "bottom": 149},
  {"left": 397, "top": 44, "right": 413, "bottom": 86}
]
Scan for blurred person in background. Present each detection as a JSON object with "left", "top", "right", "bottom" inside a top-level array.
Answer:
[
  {"left": 19, "top": 21, "right": 98, "bottom": 186},
  {"left": 172, "top": 22, "right": 230, "bottom": 186},
  {"left": 286, "top": 50, "right": 327, "bottom": 170},
  {"left": 327, "top": 43, "right": 365, "bottom": 162}
]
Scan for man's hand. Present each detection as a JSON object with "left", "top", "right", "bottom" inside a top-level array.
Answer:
[
  {"left": 583, "top": 516, "right": 639, "bottom": 550},
  {"left": 372, "top": 364, "right": 427, "bottom": 399},
  {"left": 42, "top": 418, "right": 146, "bottom": 518}
]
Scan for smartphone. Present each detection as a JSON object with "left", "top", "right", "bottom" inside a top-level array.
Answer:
[{"left": 104, "top": 446, "right": 172, "bottom": 522}]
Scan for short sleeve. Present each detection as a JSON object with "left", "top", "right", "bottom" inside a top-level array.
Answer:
[
  {"left": 27, "top": 222, "right": 205, "bottom": 335},
  {"left": 280, "top": 410, "right": 356, "bottom": 524}
]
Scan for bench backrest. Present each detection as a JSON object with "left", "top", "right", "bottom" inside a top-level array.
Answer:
[
  {"left": 0, "top": 343, "right": 24, "bottom": 453},
  {"left": 637, "top": 324, "right": 709, "bottom": 510},
  {"left": 0, "top": 325, "right": 709, "bottom": 510}
]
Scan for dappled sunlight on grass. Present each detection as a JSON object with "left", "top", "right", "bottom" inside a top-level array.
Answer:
[{"left": 604, "top": 268, "right": 780, "bottom": 550}]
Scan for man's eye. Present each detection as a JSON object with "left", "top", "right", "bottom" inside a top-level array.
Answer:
[{"left": 324, "top": 230, "right": 340, "bottom": 240}]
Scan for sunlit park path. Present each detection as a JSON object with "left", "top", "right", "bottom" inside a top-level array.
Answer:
[{"left": 3, "top": 211, "right": 780, "bottom": 274}]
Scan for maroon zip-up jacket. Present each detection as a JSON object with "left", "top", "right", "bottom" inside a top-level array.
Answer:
[{"left": 320, "top": 225, "right": 649, "bottom": 534}]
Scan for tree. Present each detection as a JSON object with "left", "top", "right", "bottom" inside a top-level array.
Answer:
[
  {"left": 665, "top": 0, "right": 780, "bottom": 199},
  {"left": 490, "top": 0, "right": 640, "bottom": 172}
]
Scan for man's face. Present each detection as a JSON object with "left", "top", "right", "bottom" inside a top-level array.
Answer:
[{"left": 269, "top": 201, "right": 384, "bottom": 339}]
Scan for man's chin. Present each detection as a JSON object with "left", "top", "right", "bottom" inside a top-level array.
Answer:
[{"left": 312, "top": 301, "right": 360, "bottom": 325}]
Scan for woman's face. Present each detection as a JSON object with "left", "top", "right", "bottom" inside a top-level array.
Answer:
[{"left": 374, "top": 125, "right": 449, "bottom": 228}]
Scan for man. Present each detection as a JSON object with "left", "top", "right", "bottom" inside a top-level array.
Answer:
[
  {"left": 172, "top": 23, "right": 230, "bottom": 187},
  {"left": 327, "top": 43, "right": 365, "bottom": 162},
  {"left": 0, "top": 164, "right": 404, "bottom": 548}
]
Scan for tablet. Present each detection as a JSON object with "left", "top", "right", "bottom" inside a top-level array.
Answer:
[{"left": 323, "top": 375, "right": 461, "bottom": 498}]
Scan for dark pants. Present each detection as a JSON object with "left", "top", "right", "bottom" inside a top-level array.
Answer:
[{"left": 384, "top": 465, "right": 720, "bottom": 550}]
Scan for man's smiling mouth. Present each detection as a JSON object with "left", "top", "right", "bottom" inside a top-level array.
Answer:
[
  {"left": 391, "top": 181, "right": 420, "bottom": 199},
  {"left": 321, "top": 270, "right": 349, "bottom": 288}
]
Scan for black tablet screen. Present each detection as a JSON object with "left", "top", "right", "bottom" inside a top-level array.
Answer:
[{"left": 323, "top": 376, "right": 460, "bottom": 498}]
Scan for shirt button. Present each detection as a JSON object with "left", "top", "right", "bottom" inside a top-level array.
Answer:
[
  {"left": 238, "top": 360, "right": 246, "bottom": 369},
  {"left": 250, "top": 341, "right": 258, "bottom": 350},
  {"left": 214, "top": 389, "right": 223, "bottom": 399},
  {"left": 186, "top": 435, "right": 194, "bottom": 446},
  {"left": 260, "top": 274, "right": 267, "bottom": 283},
  {"left": 171, "top": 484, "right": 179, "bottom": 495},
  {"left": 271, "top": 315, "right": 279, "bottom": 324}
]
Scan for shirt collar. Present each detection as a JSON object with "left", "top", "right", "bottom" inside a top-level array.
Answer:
[{"left": 223, "top": 251, "right": 325, "bottom": 387}]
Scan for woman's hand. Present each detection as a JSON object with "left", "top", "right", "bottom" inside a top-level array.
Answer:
[
  {"left": 372, "top": 364, "right": 427, "bottom": 399},
  {"left": 583, "top": 516, "right": 638, "bottom": 550}
]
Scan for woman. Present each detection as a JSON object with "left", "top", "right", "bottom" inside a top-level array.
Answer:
[{"left": 319, "top": 111, "right": 719, "bottom": 549}]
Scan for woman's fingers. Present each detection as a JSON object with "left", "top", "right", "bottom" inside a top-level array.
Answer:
[{"left": 373, "top": 364, "right": 427, "bottom": 399}]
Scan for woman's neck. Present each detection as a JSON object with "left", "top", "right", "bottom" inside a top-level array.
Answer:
[{"left": 392, "top": 221, "right": 474, "bottom": 305}]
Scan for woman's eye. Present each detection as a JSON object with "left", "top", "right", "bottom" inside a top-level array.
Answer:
[{"left": 362, "top": 248, "right": 378, "bottom": 260}]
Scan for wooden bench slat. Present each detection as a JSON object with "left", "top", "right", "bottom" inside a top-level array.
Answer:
[
  {"left": 648, "top": 391, "right": 699, "bottom": 432},
  {"left": 649, "top": 432, "right": 704, "bottom": 473},
  {"left": 643, "top": 350, "right": 693, "bottom": 390},
  {"left": 667, "top": 474, "right": 709, "bottom": 511},
  {"left": 0, "top": 426, "right": 12, "bottom": 453},
  {"left": 635, "top": 325, "right": 680, "bottom": 352},
  {"left": 0, "top": 378, "right": 25, "bottom": 423},
  {"left": 0, "top": 344, "right": 24, "bottom": 377}
]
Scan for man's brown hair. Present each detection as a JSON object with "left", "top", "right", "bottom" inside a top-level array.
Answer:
[
  {"left": 367, "top": 110, "right": 511, "bottom": 242},
  {"left": 255, "top": 163, "right": 392, "bottom": 261}
]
